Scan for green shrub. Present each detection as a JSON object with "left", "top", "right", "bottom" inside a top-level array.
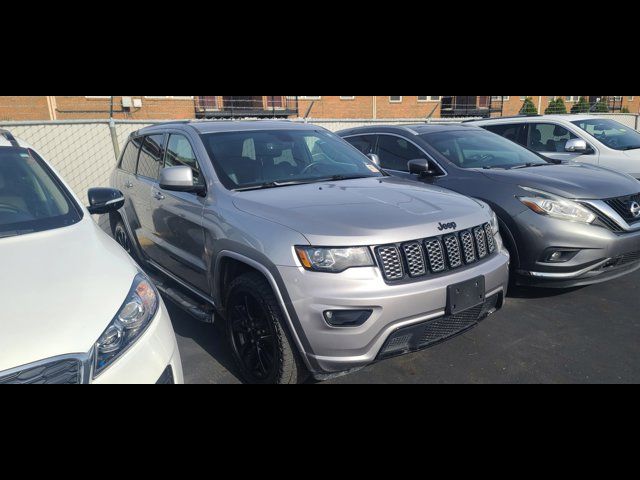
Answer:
[
  {"left": 571, "top": 97, "right": 590, "bottom": 113},
  {"left": 520, "top": 97, "right": 538, "bottom": 115},
  {"left": 622, "top": 107, "right": 630, "bottom": 113},
  {"left": 545, "top": 98, "right": 567, "bottom": 114},
  {"left": 592, "top": 99, "right": 609, "bottom": 113}
]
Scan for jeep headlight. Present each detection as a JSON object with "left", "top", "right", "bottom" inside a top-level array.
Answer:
[
  {"left": 518, "top": 187, "right": 596, "bottom": 224},
  {"left": 295, "top": 246, "right": 374, "bottom": 273},
  {"left": 93, "top": 273, "right": 159, "bottom": 377},
  {"left": 490, "top": 210, "right": 499, "bottom": 235}
]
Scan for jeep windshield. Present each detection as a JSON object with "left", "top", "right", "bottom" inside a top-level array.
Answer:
[
  {"left": 201, "top": 129, "right": 384, "bottom": 191},
  {"left": 423, "top": 130, "right": 549, "bottom": 170},
  {"left": 0, "top": 148, "right": 82, "bottom": 238},
  {"left": 572, "top": 118, "right": 640, "bottom": 151}
]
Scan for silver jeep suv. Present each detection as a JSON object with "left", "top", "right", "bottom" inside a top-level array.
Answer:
[{"left": 110, "top": 120, "right": 510, "bottom": 383}]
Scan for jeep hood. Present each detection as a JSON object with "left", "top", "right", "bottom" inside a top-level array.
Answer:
[
  {"left": 480, "top": 163, "right": 639, "bottom": 199},
  {"left": 0, "top": 217, "right": 139, "bottom": 373},
  {"left": 232, "top": 177, "right": 492, "bottom": 245}
]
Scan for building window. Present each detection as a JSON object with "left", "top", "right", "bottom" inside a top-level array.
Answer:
[
  {"left": 340, "top": 96, "right": 355, "bottom": 100},
  {"left": 491, "top": 96, "right": 510, "bottom": 101},
  {"left": 298, "top": 96, "right": 321, "bottom": 100},
  {"left": 389, "top": 96, "right": 402, "bottom": 103},
  {"left": 418, "top": 96, "right": 441, "bottom": 102}
]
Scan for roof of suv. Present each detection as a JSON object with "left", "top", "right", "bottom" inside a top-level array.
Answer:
[
  {"left": 136, "top": 120, "right": 321, "bottom": 136},
  {"left": 470, "top": 114, "right": 600, "bottom": 125},
  {"left": 339, "top": 123, "right": 483, "bottom": 136}
]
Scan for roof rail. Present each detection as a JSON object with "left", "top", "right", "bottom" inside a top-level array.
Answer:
[
  {"left": 463, "top": 114, "right": 543, "bottom": 123},
  {"left": 0, "top": 128, "right": 20, "bottom": 147}
]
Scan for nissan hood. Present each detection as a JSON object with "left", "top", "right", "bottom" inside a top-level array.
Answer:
[{"left": 480, "top": 163, "right": 639, "bottom": 200}]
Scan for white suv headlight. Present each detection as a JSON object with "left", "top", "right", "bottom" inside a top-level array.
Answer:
[
  {"left": 518, "top": 187, "right": 596, "bottom": 224},
  {"left": 93, "top": 273, "right": 159, "bottom": 377}
]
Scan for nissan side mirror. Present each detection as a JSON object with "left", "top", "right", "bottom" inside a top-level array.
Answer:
[
  {"left": 408, "top": 159, "right": 436, "bottom": 177},
  {"left": 87, "top": 188, "right": 125, "bottom": 215}
]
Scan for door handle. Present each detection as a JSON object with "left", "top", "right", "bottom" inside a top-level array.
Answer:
[{"left": 154, "top": 191, "right": 165, "bottom": 201}]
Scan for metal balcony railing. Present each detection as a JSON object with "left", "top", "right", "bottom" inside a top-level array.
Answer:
[{"left": 195, "top": 96, "right": 299, "bottom": 119}]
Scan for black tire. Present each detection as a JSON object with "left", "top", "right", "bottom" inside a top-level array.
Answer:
[
  {"left": 112, "top": 216, "right": 140, "bottom": 263},
  {"left": 225, "top": 272, "right": 307, "bottom": 384}
]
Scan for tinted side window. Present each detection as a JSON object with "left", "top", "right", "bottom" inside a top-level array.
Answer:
[
  {"left": 345, "top": 135, "right": 377, "bottom": 155},
  {"left": 376, "top": 135, "right": 424, "bottom": 172},
  {"left": 483, "top": 124, "right": 524, "bottom": 145},
  {"left": 165, "top": 134, "right": 204, "bottom": 186},
  {"left": 120, "top": 137, "right": 142, "bottom": 173},
  {"left": 137, "top": 134, "right": 165, "bottom": 180},
  {"left": 528, "top": 123, "right": 577, "bottom": 152}
]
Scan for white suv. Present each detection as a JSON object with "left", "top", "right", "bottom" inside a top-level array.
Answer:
[
  {"left": 0, "top": 129, "right": 183, "bottom": 384},
  {"left": 473, "top": 115, "right": 640, "bottom": 179}
]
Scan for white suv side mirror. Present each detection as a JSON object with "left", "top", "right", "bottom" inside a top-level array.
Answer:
[{"left": 565, "top": 139, "right": 588, "bottom": 153}]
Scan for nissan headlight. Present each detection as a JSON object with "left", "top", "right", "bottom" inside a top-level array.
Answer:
[
  {"left": 295, "top": 246, "right": 374, "bottom": 273},
  {"left": 93, "top": 273, "right": 159, "bottom": 377},
  {"left": 518, "top": 187, "right": 596, "bottom": 224}
]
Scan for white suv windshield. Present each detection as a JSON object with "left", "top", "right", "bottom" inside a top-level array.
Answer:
[
  {"left": 202, "top": 129, "right": 383, "bottom": 190},
  {"left": 572, "top": 119, "right": 640, "bottom": 151},
  {"left": 0, "top": 148, "right": 81, "bottom": 238}
]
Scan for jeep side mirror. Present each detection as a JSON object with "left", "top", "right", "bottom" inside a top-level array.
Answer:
[
  {"left": 87, "top": 188, "right": 125, "bottom": 215},
  {"left": 160, "top": 166, "right": 206, "bottom": 196},
  {"left": 408, "top": 159, "right": 436, "bottom": 177},
  {"left": 565, "top": 139, "right": 588, "bottom": 153}
]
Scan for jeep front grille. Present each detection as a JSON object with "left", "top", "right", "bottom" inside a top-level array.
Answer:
[
  {"left": 375, "top": 223, "right": 497, "bottom": 282},
  {"left": 402, "top": 242, "right": 427, "bottom": 277},
  {"left": 377, "top": 245, "right": 404, "bottom": 281},
  {"left": 444, "top": 235, "right": 462, "bottom": 268}
]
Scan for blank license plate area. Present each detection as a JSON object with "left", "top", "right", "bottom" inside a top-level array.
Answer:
[{"left": 447, "top": 276, "right": 485, "bottom": 315}]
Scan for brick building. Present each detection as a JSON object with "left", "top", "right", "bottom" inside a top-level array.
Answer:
[{"left": 0, "top": 95, "right": 638, "bottom": 121}]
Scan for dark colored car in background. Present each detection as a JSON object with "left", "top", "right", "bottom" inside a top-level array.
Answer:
[{"left": 338, "top": 124, "right": 640, "bottom": 287}]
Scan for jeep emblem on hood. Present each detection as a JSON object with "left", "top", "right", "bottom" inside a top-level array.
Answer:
[
  {"left": 438, "top": 221, "right": 458, "bottom": 231},
  {"left": 630, "top": 201, "right": 640, "bottom": 219}
]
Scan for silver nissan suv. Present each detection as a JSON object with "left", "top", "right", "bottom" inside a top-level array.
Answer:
[{"left": 109, "top": 120, "right": 510, "bottom": 383}]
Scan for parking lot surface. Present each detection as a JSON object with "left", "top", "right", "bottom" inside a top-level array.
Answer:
[{"left": 168, "top": 268, "right": 640, "bottom": 384}]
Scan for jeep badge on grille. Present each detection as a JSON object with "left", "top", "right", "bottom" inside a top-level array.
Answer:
[{"left": 438, "top": 221, "right": 457, "bottom": 231}]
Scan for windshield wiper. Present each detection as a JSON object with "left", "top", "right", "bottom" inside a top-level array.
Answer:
[
  {"left": 511, "top": 163, "right": 548, "bottom": 170},
  {"left": 234, "top": 175, "right": 376, "bottom": 191},
  {"left": 325, "top": 174, "right": 374, "bottom": 181},
  {"left": 621, "top": 146, "right": 640, "bottom": 151},
  {"left": 234, "top": 180, "right": 311, "bottom": 192}
]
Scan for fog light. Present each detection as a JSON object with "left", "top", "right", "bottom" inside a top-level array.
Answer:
[
  {"left": 543, "top": 249, "right": 580, "bottom": 263},
  {"left": 323, "top": 309, "right": 372, "bottom": 327}
]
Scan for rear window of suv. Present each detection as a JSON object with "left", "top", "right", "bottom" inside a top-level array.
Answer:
[{"left": 0, "top": 147, "right": 82, "bottom": 238}]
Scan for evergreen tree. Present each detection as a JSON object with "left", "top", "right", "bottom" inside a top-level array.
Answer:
[
  {"left": 571, "top": 97, "right": 590, "bottom": 113},
  {"left": 520, "top": 97, "right": 538, "bottom": 115},
  {"left": 545, "top": 98, "right": 567, "bottom": 114}
]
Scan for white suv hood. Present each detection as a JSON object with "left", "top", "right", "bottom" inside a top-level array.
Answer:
[{"left": 0, "top": 217, "right": 138, "bottom": 372}]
